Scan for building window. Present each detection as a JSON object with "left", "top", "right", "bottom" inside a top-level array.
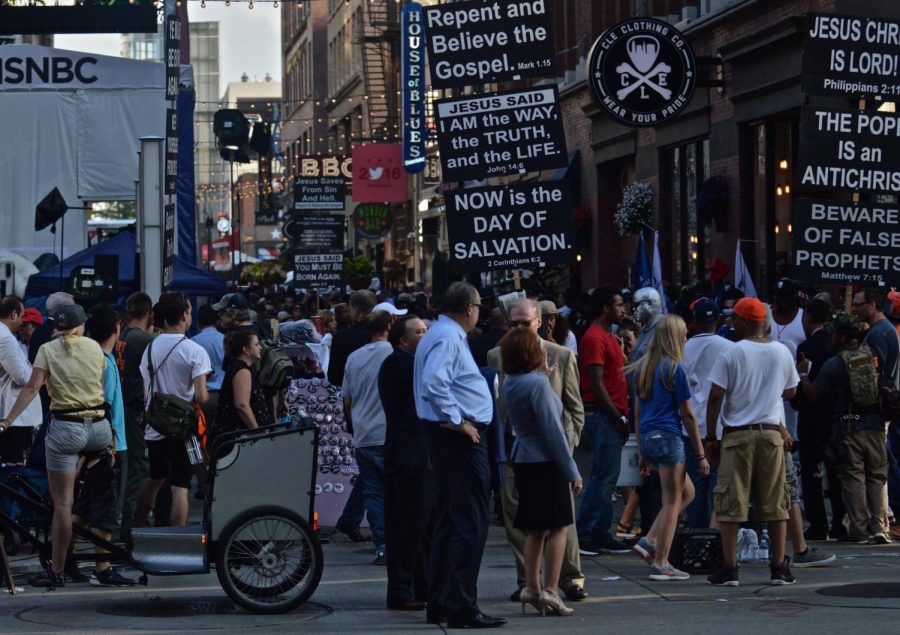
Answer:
[{"left": 664, "top": 138, "right": 709, "bottom": 286}]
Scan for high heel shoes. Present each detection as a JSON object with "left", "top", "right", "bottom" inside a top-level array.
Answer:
[
  {"left": 539, "top": 589, "right": 574, "bottom": 616},
  {"left": 519, "top": 587, "right": 542, "bottom": 614}
]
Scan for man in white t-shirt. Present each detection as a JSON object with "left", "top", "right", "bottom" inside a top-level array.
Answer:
[
  {"left": 135, "top": 292, "right": 211, "bottom": 527},
  {"left": 768, "top": 279, "right": 806, "bottom": 441},
  {"left": 683, "top": 299, "right": 734, "bottom": 529},
  {"left": 704, "top": 297, "right": 799, "bottom": 587}
]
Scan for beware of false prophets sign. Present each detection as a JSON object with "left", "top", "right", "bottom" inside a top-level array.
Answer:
[
  {"left": 792, "top": 199, "right": 900, "bottom": 285},
  {"left": 446, "top": 181, "right": 575, "bottom": 272}
]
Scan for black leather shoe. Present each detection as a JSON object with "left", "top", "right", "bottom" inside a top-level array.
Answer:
[
  {"left": 447, "top": 612, "right": 507, "bottom": 629},
  {"left": 563, "top": 585, "right": 588, "bottom": 601},
  {"left": 335, "top": 523, "right": 370, "bottom": 542},
  {"left": 509, "top": 586, "right": 524, "bottom": 602},
  {"left": 426, "top": 606, "right": 448, "bottom": 624},
  {"left": 387, "top": 599, "right": 426, "bottom": 611}
]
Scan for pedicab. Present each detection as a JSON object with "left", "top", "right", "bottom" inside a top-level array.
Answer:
[{"left": 0, "top": 418, "right": 323, "bottom": 614}]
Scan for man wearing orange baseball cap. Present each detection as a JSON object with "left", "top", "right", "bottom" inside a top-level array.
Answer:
[{"left": 703, "top": 296, "right": 800, "bottom": 587}]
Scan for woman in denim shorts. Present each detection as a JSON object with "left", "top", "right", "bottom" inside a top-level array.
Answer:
[
  {"left": 0, "top": 304, "right": 111, "bottom": 588},
  {"left": 629, "top": 315, "right": 709, "bottom": 581}
]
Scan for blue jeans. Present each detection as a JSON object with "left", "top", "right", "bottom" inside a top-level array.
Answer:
[
  {"left": 684, "top": 436, "right": 718, "bottom": 529},
  {"left": 639, "top": 430, "right": 685, "bottom": 468},
  {"left": 356, "top": 445, "right": 386, "bottom": 550},
  {"left": 337, "top": 477, "right": 366, "bottom": 527},
  {"left": 577, "top": 411, "right": 624, "bottom": 546},
  {"left": 887, "top": 421, "right": 900, "bottom": 518}
]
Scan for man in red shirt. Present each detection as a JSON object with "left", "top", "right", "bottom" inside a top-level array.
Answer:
[{"left": 576, "top": 286, "right": 631, "bottom": 554}]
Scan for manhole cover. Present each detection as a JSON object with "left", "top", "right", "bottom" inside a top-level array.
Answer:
[
  {"left": 97, "top": 599, "right": 237, "bottom": 617},
  {"left": 817, "top": 583, "right": 900, "bottom": 599}
]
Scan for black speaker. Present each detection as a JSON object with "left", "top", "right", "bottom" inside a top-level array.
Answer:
[
  {"left": 249, "top": 121, "right": 272, "bottom": 155},
  {"left": 94, "top": 254, "right": 120, "bottom": 304},
  {"left": 213, "top": 109, "right": 250, "bottom": 148}
]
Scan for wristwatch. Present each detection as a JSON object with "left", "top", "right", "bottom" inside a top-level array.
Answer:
[{"left": 619, "top": 415, "right": 629, "bottom": 427}]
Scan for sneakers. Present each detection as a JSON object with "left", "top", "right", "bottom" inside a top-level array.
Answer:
[
  {"left": 90, "top": 568, "right": 137, "bottom": 587},
  {"left": 770, "top": 557, "right": 797, "bottom": 586},
  {"left": 336, "top": 523, "right": 371, "bottom": 543},
  {"left": 870, "top": 532, "right": 892, "bottom": 545},
  {"left": 373, "top": 549, "right": 387, "bottom": 566},
  {"left": 30, "top": 566, "right": 65, "bottom": 588},
  {"left": 793, "top": 546, "right": 836, "bottom": 568},
  {"left": 649, "top": 563, "right": 690, "bottom": 581},
  {"left": 578, "top": 542, "right": 601, "bottom": 556},
  {"left": 707, "top": 562, "right": 739, "bottom": 587},
  {"left": 599, "top": 539, "right": 632, "bottom": 554},
  {"left": 632, "top": 536, "right": 656, "bottom": 565}
]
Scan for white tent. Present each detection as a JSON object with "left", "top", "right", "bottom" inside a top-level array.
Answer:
[{"left": 0, "top": 44, "right": 166, "bottom": 259}]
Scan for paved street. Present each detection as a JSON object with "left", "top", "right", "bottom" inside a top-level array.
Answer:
[{"left": 5, "top": 525, "right": 900, "bottom": 634}]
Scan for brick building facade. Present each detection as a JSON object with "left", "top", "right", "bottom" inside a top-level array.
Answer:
[{"left": 554, "top": 0, "right": 896, "bottom": 298}]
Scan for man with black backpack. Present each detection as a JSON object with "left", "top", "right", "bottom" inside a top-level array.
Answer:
[
  {"left": 798, "top": 312, "right": 890, "bottom": 544},
  {"left": 135, "top": 292, "right": 211, "bottom": 528}
]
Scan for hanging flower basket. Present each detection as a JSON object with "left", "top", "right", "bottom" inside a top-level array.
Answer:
[
  {"left": 697, "top": 175, "right": 729, "bottom": 232},
  {"left": 614, "top": 182, "right": 653, "bottom": 236}
]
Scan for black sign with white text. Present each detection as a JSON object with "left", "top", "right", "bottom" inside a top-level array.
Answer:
[
  {"left": 587, "top": 17, "right": 696, "bottom": 127},
  {"left": 294, "top": 252, "right": 344, "bottom": 289},
  {"left": 163, "top": 203, "right": 175, "bottom": 289},
  {"left": 792, "top": 198, "right": 900, "bottom": 286},
  {"left": 423, "top": 0, "right": 555, "bottom": 89},
  {"left": 165, "top": 108, "right": 177, "bottom": 196},
  {"left": 798, "top": 106, "right": 900, "bottom": 194},
  {"left": 447, "top": 181, "right": 575, "bottom": 273},
  {"left": 284, "top": 214, "right": 345, "bottom": 250},
  {"left": 293, "top": 176, "right": 347, "bottom": 211},
  {"left": 434, "top": 86, "right": 567, "bottom": 181},
  {"left": 165, "top": 15, "right": 181, "bottom": 100},
  {"left": 803, "top": 13, "right": 900, "bottom": 99}
]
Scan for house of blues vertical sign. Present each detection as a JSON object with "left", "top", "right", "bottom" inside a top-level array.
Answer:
[{"left": 402, "top": 2, "right": 426, "bottom": 173}]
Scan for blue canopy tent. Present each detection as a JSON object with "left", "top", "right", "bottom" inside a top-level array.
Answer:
[{"left": 25, "top": 231, "right": 227, "bottom": 299}]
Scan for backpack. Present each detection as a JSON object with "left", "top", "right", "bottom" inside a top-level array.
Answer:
[
  {"left": 256, "top": 338, "right": 294, "bottom": 396},
  {"left": 839, "top": 344, "right": 880, "bottom": 412}
]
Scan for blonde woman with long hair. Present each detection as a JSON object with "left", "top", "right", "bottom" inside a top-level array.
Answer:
[{"left": 628, "top": 314, "right": 709, "bottom": 581}]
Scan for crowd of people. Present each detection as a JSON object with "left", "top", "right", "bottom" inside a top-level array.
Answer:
[{"left": 1, "top": 276, "right": 899, "bottom": 627}]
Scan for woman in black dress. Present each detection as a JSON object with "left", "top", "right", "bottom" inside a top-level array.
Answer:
[
  {"left": 501, "top": 328, "right": 583, "bottom": 617},
  {"left": 210, "top": 330, "right": 273, "bottom": 443}
]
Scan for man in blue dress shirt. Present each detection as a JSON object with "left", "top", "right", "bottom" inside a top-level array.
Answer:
[{"left": 414, "top": 281, "right": 506, "bottom": 629}]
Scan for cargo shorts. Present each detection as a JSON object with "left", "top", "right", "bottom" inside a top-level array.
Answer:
[{"left": 713, "top": 429, "right": 790, "bottom": 523}]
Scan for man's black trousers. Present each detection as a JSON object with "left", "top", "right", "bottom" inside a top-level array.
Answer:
[
  {"left": 427, "top": 425, "right": 490, "bottom": 622},
  {"left": 384, "top": 463, "right": 433, "bottom": 605}
]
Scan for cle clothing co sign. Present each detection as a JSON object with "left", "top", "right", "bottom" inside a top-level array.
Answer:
[{"left": 588, "top": 17, "right": 696, "bottom": 127}]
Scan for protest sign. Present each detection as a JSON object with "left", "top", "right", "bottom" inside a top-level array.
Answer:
[
  {"left": 293, "top": 175, "right": 347, "bottom": 211},
  {"left": 165, "top": 108, "right": 177, "bottom": 196},
  {"left": 294, "top": 252, "right": 344, "bottom": 288},
  {"left": 587, "top": 17, "right": 696, "bottom": 127},
  {"left": 163, "top": 203, "right": 175, "bottom": 289},
  {"left": 446, "top": 181, "right": 575, "bottom": 273},
  {"left": 803, "top": 13, "right": 900, "bottom": 99},
  {"left": 434, "top": 86, "right": 567, "bottom": 182},
  {"left": 792, "top": 198, "right": 900, "bottom": 285},
  {"left": 165, "top": 15, "right": 180, "bottom": 100},
  {"left": 423, "top": 0, "right": 555, "bottom": 89},
  {"left": 283, "top": 214, "right": 345, "bottom": 250},
  {"left": 798, "top": 106, "right": 900, "bottom": 194}
]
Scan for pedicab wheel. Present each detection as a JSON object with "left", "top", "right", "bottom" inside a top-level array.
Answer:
[{"left": 215, "top": 507, "right": 323, "bottom": 614}]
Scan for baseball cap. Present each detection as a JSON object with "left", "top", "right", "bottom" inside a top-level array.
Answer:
[
  {"left": 774, "top": 278, "right": 797, "bottom": 298},
  {"left": 691, "top": 298, "right": 720, "bottom": 323},
  {"left": 732, "top": 297, "right": 767, "bottom": 322},
  {"left": 825, "top": 312, "right": 861, "bottom": 339},
  {"left": 372, "top": 301, "right": 408, "bottom": 316},
  {"left": 21, "top": 308, "right": 44, "bottom": 326},
  {"left": 212, "top": 292, "right": 249, "bottom": 311},
  {"left": 539, "top": 300, "right": 559, "bottom": 315},
  {"left": 55, "top": 304, "right": 88, "bottom": 330}
]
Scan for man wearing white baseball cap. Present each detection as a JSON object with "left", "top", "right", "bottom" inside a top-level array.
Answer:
[{"left": 374, "top": 302, "right": 408, "bottom": 317}]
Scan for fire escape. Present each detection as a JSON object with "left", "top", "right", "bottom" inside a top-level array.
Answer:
[{"left": 360, "top": 0, "right": 400, "bottom": 142}]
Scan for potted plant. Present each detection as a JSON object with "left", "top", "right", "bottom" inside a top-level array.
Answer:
[
  {"left": 697, "top": 175, "right": 729, "bottom": 231},
  {"left": 614, "top": 182, "right": 654, "bottom": 236},
  {"left": 345, "top": 255, "right": 376, "bottom": 290}
]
